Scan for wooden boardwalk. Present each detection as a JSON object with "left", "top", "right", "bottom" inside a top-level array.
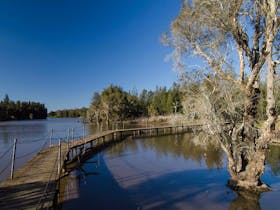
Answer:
[
  {"left": 0, "top": 124, "right": 198, "bottom": 209},
  {"left": 0, "top": 142, "right": 71, "bottom": 210}
]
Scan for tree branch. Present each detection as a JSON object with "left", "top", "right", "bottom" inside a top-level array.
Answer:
[{"left": 194, "top": 43, "right": 246, "bottom": 90}]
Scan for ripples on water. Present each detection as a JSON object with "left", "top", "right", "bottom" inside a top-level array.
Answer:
[{"left": 59, "top": 133, "right": 280, "bottom": 210}]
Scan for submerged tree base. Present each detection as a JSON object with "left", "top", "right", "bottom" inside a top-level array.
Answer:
[
  {"left": 228, "top": 179, "right": 271, "bottom": 193},
  {"left": 229, "top": 189, "right": 262, "bottom": 210}
]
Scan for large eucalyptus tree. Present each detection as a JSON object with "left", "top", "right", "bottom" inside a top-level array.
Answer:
[{"left": 166, "top": 0, "right": 279, "bottom": 191}]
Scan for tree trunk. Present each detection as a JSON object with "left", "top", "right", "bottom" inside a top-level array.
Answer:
[
  {"left": 227, "top": 148, "right": 270, "bottom": 192},
  {"left": 226, "top": 83, "right": 272, "bottom": 192},
  {"left": 258, "top": 52, "right": 277, "bottom": 147}
]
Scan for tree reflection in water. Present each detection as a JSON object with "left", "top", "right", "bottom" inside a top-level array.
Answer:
[
  {"left": 106, "top": 132, "right": 269, "bottom": 209},
  {"left": 60, "top": 132, "right": 280, "bottom": 209},
  {"left": 266, "top": 145, "right": 280, "bottom": 176},
  {"left": 229, "top": 191, "right": 261, "bottom": 210},
  {"left": 107, "top": 132, "right": 224, "bottom": 170}
]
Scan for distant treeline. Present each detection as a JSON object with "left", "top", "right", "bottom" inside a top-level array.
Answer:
[
  {"left": 87, "top": 83, "right": 183, "bottom": 125},
  {"left": 48, "top": 108, "right": 87, "bottom": 118},
  {"left": 48, "top": 79, "right": 280, "bottom": 125},
  {"left": 0, "top": 94, "right": 48, "bottom": 121}
]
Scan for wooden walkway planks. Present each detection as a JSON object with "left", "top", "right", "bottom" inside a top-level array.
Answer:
[{"left": 0, "top": 145, "right": 68, "bottom": 210}]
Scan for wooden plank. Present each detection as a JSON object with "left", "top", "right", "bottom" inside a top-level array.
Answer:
[{"left": 0, "top": 145, "right": 68, "bottom": 209}]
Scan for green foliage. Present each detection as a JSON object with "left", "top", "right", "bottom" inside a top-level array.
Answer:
[
  {"left": 48, "top": 108, "right": 87, "bottom": 118},
  {"left": 0, "top": 95, "right": 48, "bottom": 121},
  {"left": 87, "top": 84, "right": 184, "bottom": 124},
  {"left": 89, "top": 80, "right": 280, "bottom": 126}
]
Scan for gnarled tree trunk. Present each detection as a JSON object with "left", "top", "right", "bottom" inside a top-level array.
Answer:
[
  {"left": 227, "top": 147, "right": 269, "bottom": 192},
  {"left": 168, "top": 0, "right": 279, "bottom": 192}
]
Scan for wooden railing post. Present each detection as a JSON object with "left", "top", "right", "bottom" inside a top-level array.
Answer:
[
  {"left": 49, "top": 128, "right": 53, "bottom": 147},
  {"left": 71, "top": 128, "right": 74, "bottom": 140},
  {"left": 71, "top": 128, "right": 74, "bottom": 148},
  {"left": 58, "top": 139, "right": 61, "bottom": 175},
  {"left": 67, "top": 128, "right": 70, "bottom": 151},
  {"left": 83, "top": 124, "right": 85, "bottom": 139},
  {"left": 10, "top": 138, "right": 17, "bottom": 179}
]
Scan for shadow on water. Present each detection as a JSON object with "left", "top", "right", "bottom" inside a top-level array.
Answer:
[
  {"left": 59, "top": 154, "right": 138, "bottom": 210},
  {"left": 59, "top": 156, "right": 266, "bottom": 210},
  {"left": 58, "top": 133, "right": 280, "bottom": 210}
]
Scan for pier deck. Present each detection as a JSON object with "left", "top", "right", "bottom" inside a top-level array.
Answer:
[{"left": 0, "top": 145, "right": 63, "bottom": 209}]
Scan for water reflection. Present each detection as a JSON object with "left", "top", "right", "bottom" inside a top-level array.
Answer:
[
  {"left": 60, "top": 133, "right": 226, "bottom": 209},
  {"left": 107, "top": 132, "right": 224, "bottom": 170},
  {"left": 266, "top": 145, "right": 280, "bottom": 176},
  {"left": 0, "top": 118, "right": 89, "bottom": 182},
  {"left": 229, "top": 191, "right": 261, "bottom": 210},
  {"left": 59, "top": 133, "right": 280, "bottom": 210}
]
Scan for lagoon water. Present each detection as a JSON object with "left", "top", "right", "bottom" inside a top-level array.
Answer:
[
  {"left": 0, "top": 118, "right": 90, "bottom": 182},
  {"left": 1, "top": 119, "right": 280, "bottom": 209},
  {"left": 0, "top": 118, "right": 157, "bottom": 182},
  {"left": 59, "top": 133, "right": 280, "bottom": 210}
]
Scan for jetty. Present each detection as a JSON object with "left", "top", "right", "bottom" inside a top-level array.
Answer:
[{"left": 0, "top": 124, "right": 200, "bottom": 209}]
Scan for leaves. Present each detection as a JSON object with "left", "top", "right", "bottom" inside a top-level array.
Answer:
[
  {"left": 0, "top": 95, "right": 48, "bottom": 121},
  {"left": 87, "top": 84, "right": 184, "bottom": 124}
]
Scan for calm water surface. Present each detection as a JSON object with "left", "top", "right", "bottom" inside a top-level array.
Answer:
[
  {"left": 59, "top": 133, "right": 280, "bottom": 210},
  {"left": 0, "top": 118, "right": 93, "bottom": 182},
  {"left": 0, "top": 118, "right": 160, "bottom": 182}
]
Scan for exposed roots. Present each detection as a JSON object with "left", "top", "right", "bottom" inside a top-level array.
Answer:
[{"left": 227, "top": 179, "right": 272, "bottom": 193}]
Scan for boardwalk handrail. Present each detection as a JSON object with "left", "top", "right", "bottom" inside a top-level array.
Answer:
[{"left": 63, "top": 124, "right": 200, "bottom": 167}]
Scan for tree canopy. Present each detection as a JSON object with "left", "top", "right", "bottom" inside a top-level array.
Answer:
[
  {"left": 48, "top": 108, "right": 87, "bottom": 118},
  {"left": 87, "top": 84, "right": 184, "bottom": 124},
  {"left": 0, "top": 95, "right": 47, "bottom": 121}
]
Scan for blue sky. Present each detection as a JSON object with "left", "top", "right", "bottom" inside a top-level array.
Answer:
[{"left": 0, "top": 0, "right": 181, "bottom": 111}]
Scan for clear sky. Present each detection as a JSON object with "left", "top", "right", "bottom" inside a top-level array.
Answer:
[{"left": 0, "top": 0, "right": 181, "bottom": 111}]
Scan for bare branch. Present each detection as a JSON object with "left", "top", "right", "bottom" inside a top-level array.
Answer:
[{"left": 237, "top": 44, "right": 245, "bottom": 83}]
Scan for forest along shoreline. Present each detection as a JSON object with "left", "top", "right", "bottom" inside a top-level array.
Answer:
[{"left": 0, "top": 94, "right": 47, "bottom": 121}]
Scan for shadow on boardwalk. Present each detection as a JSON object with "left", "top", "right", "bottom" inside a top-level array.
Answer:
[
  {"left": 0, "top": 146, "right": 62, "bottom": 210},
  {"left": 0, "top": 181, "right": 57, "bottom": 210}
]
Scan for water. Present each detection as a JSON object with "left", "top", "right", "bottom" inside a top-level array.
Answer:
[
  {"left": 0, "top": 118, "right": 91, "bottom": 182},
  {"left": 59, "top": 133, "right": 280, "bottom": 210},
  {"left": 0, "top": 118, "right": 161, "bottom": 182}
]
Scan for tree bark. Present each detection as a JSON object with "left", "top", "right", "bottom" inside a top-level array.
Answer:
[
  {"left": 169, "top": 0, "right": 279, "bottom": 192},
  {"left": 258, "top": 52, "right": 278, "bottom": 147},
  {"left": 227, "top": 148, "right": 271, "bottom": 192}
]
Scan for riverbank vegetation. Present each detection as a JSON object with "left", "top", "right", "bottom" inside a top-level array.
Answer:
[
  {"left": 48, "top": 108, "right": 87, "bottom": 118},
  {"left": 87, "top": 83, "right": 183, "bottom": 125},
  {"left": 86, "top": 79, "right": 280, "bottom": 126},
  {"left": 0, "top": 94, "right": 47, "bottom": 121}
]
